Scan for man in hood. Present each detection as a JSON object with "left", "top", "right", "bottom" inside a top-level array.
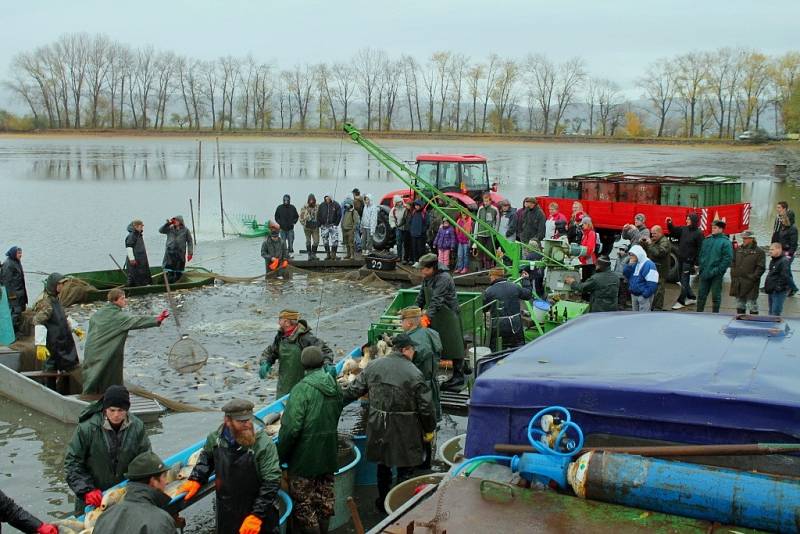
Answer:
[
  {"left": 274, "top": 194, "right": 299, "bottom": 258},
  {"left": 278, "top": 346, "right": 344, "bottom": 533},
  {"left": 299, "top": 194, "right": 320, "bottom": 260},
  {"left": 622, "top": 245, "right": 659, "bottom": 311},
  {"left": 317, "top": 195, "right": 342, "bottom": 260},
  {"left": 81, "top": 288, "right": 169, "bottom": 395},
  {"left": 261, "top": 229, "right": 289, "bottom": 278},
  {"left": 622, "top": 213, "right": 651, "bottom": 247},
  {"left": 696, "top": 220, "right": 733, "bottom": 313},
  {"left": 124, "top": 220, "right": 151, "bottom": 287},
  {"left": 667, "top": 213, "right": 704, "bottom": 310},
  {"left": 0, "top": 246, "right": 27, "bottom": 333},
  {"left": 159, "top": 215, "right": 194, "bottom": 284},
  {"left": 32, "top": 273, "right": 82, "bottom": 390}
]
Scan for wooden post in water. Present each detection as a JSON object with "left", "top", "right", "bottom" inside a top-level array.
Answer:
[
  {"left": 216, "top": 137, "right": 225, "bottom": 238},
  {"left": 196, "top": 140, "right": 201, "bottom": 237},
  {"left": 189, "top": 197, "right": 197, "bottom": 246}
]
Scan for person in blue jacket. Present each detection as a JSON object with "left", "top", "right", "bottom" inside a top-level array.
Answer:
[{"left": 623, "top": 245, "right": 660, "bottom": 312}]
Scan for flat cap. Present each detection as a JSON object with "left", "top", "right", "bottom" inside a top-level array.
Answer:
[
  {"left": 400, "top": 306, "right": 423, "bottom": 319},
  {"left": 741, "top": 230, "right": 755, "bottom": 239},
  {"left": 301, "top": 346, "right": 324, "bottom": 369},
  {"left": 418, "top": 253, "right": 438, "bottom": 267},
  {"left": 279, "top": 309, "right": 301, "bottom": 320},
  {"left": 125, "top": 451, "right": 169, "bottom": 480},
  {"left": 222, "top": 399, "right": 254, "bottom": 421},
  {"left": 392, "top": 333, "right": 416, "bottom": 349}
]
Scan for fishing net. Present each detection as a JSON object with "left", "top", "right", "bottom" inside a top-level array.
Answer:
[
  {"left": 59, "top": 278, "right": 95, "bottom": 306},
  {"left": 168, "top": 336, "right": 208, "bottom": 373}
]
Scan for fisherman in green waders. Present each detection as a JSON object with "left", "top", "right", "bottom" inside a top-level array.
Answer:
[
  {"left": 81, "top": 288, "right": 169, "bottom": 395},
  {"left": 415, "top": 253, "right": 465, "bottom": 391},
  {"left": 259, "top": 309, "right": 334, "bottom": 398}
]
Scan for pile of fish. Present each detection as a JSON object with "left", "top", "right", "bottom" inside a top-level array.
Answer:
[{"left": 337, "top": 335, "right": 392, "bottom": 384}]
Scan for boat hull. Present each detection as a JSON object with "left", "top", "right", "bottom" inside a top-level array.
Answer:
[{"left": 66, "top": 267, "right": 215, "bottom": 303}]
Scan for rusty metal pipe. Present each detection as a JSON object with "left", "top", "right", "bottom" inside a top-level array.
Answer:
[{"left": 494, "top": 442, "right": 800, "bottom": 457}]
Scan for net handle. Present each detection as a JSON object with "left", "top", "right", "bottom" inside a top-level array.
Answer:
[{"left": 162, "top": 271, "right": 182, "bottom": 329}]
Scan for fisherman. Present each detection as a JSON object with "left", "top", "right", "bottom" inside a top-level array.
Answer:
[
  {"left": 81, "top": 288, "right": 169, "bottom": 395},
  {"left": 621, "top": 213, "right": 651, "bottom": 247},
  {"left": 696, "top": 221, "right": 734, "bottom": 313},
  {"left": 361, "top": 193, "right": 379, "bottom": 255},
  {"left": 483, "top": 267, "right": 533, "bottom": 350},
  {"left": 32, "top": 272, "right": 83, "bottom": 391},
  {"left": 472, "top": 192, "right": 499, "bottom": 269},
  {"left": 0, "top": 246, "right": 27, "bottom": 333},
  {"left": 259, "top": 309, "right": 334, "bottom": 398},
  {"left": 642, "top": 225, "right": 671, "bottom": 310},
  {"left": 299, "top": 194, "right": 320, "bottom": 261},
  {"left": 415, "top": 253, "right": 465, "bottom": 391},
  {"left": 667, "top": 213, "right": 703, "bottom": 310},
  {"left": 730, "top": 230, "right": 766, "bottom": 315},
  {"left": 511, "top": 197, "right": 545, "bottom": 244},
  {"left": 275, "top": 194, "right": 299, "bottom": 257},
  {"left": 318, "top": 194, "right": 342, "bottom": 260},
  {"left": 399, "top": 306, "right": 442, "bottom": 467},
  {"left": 261, "top": 229, "right": 289, "bottom": 278},
  {"left": 65, "top": 385, "right": 151, "bottom": 513},
  {"left": 623, "top": 245, "right": 660, "bottom": 312},
  {"left": 159, "top": 215, "right": 193, "bottom": 284},
  {"left": 0, "top": 490, "right": 57, "bottom": 534},
  {"left": 341, "top": 198, "right": 361, "bottom": 260},
  {"left": 341, "top": 333, "right": 436, "bottom": 514},
  {"left": 277, "top": 346, "right": 344, "bottom": 534},
  {"left": 564, "top": 256, "right": 620, "bottom": 312},
  {"left": 124, "top": 219, "right": 151, "bottom": 287},
  {"left": 181, "top": 399, "right": 281, "bottom": 534},
  {"left": 92, "top": 451, "right": 176, "bottom": 534}
]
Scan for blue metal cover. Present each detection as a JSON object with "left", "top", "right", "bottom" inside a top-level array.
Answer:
[{"left": 465, "top": 313, "right": 800, "bottom": 457}]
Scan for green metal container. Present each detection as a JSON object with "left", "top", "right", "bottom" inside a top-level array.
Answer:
[
  {"left": 660, "top": 183, "right": 708, "bottom": 207},
  {"left": 547, "top": 178, "right": 582, "bottom": 199},
  {"left": 572, "top": 172, "right": 624, "bottom": 179},
  {"left": 694, "top": 176, "right": 742, "bottom": 206}
]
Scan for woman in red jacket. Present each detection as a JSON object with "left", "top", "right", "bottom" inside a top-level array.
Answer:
[{"left": 579, "top": 216, "right": 598, "bottom": 280}]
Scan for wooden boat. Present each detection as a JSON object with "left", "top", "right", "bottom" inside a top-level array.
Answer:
[
  {"left": 65, "top": 267, "right": 215, "bottom": 303},
  {"left": 0, "top": 345, "right": 164, "bottom": 424}
]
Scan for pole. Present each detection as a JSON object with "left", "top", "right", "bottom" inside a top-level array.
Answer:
[
  {"left": 189, "top": 197, "right": 197, "bottom": 246},
  {"left": 493, "top": 442, "right": 800, "bottom": 457},
  {"left": 216, "top": 137, "right": 225, "bottom": 238},
  {"left": 196, "top": 140, "right": 201, "bottom": 238}
]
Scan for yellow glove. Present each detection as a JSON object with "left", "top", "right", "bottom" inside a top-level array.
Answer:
[
  {"left": 36, "top": 346, "right": 50, "bottom": 361},
  {"left": 423, "top": 432, "right": 435, "bottom": 443},
  {"left": 74, "top": 327, "right": 86, "bottom": 340}
]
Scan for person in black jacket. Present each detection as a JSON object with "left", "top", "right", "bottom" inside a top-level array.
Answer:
[
  {"left": 124, "top": 221, "right": 151, "bottom": 287},
  {"left": 0, "top": 490, "right": 57, "bottom": 533},
  {"left": 771, "top": 214, "right": 798, "bottom": 296},
  {"left": 511, "top": 197, "right": 546, "bottom": 244},
  {"left": 274, "top": 194, "right": 299, "bottom": 257},
  {"left": 765, "top": 242, "right": 792, "bottom": 316},
  {"left": 317, "top": 194, "right": 342, "bottom": 260},
  {"left": 483, "top": 267, "right": 532, "bottom": 349},
  {"left": 666, "top": 213, "right": 704, "bottom": 309},
  {"left": 0, "top": 246, "right": 27, "bottom": 333}
]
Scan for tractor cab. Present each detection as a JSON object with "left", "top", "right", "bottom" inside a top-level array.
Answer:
[{"left": 415, "top": 154, "right": 495, "bottom": 203}]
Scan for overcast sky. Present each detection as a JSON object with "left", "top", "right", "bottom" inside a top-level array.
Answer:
[{"left": 1, "top": 0, "right": 798, "bottom": 96}]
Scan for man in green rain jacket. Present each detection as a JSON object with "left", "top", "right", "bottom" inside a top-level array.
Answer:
[
  {"left": 278, "top": 346, "right": 344, "bottom": 533},
  {"left": 81, "top": 289, "right": 169, "bottom": 395},
  {"left": 259, "top": 309, "right": 333, "bottom": 398}
]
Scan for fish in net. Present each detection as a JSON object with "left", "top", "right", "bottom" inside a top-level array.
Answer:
[{"left": 168, "top": 336, "right": 208, "bottom": 373}]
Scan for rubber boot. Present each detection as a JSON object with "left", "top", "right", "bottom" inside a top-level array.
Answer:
[
  {"left": 441, "top": 359, "right": 465, "bottom": 392},
  {"left": 306, "top": 241, "right": 313, "bottom": 261},
  {"left": 324, "top": 245, "right": 331, "bottom": 260},
  {"left": 318, "top": 517, "right": 330, "bottom": 534},
  {"left": 736, "top": 308, "right": 746, "bottom": 315},
  {"left": 332, "top": 246, "right": 339, "bottom": 260},
  {"left": 312, "top": 245, "right": 319, "bottom": 261},
  {"left": 344, "top": 244, "right": 353, "bottom": 260},
  {"left": 750, "top": 311, "right": 758, "bottom": 315}
]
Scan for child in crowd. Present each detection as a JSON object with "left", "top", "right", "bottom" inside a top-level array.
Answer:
[
  {"left": 433, "top": 219, "right": 456, "bottom": 269},
  {"left": 454, "top": 212, "right": 473, "bottom": 274}
]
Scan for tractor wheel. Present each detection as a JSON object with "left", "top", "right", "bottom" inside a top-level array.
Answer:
[
  {"left": 666, "top": 251, "right": 680, "bottom": 283},
  {"left": 371, "top": 207, "right": 396, "bottom": 251}
]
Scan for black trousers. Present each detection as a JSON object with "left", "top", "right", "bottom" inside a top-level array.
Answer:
[
  {"left": 411, "top": 236, "right": 426, "bottom": 262},
  {"left": 377, "top": 464, "right": 416, "bottom": 504}
]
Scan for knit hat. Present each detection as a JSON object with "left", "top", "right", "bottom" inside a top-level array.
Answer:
[
  {"left": 279, "top": 309, "right": 301, "bottom": 320},
  {"left": 393, "top": 195, "right": 403, "bottom": 204},
  {"left": 301, "top": 346, "right": 324, "bottom": 369},
  {"left": 103, "top": 385, "right": 131, "bottom": 411}
]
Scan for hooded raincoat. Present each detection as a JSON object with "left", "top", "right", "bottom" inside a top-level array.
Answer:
[
  {"left": 32, "top": 273, "right": 78, "bottom": 371},
  {"left": 124, "top": 224, "right": 151, "bottom": 287},
  {"left": 0, "top": 247, "right": 27, "bottom": 327},
  {"left": 159, "top": 217, "right": 193, "bottom": 283},
  {"left": 406, "top": 326, "right": 443, "bottom": 422},
  {"left": 416, "top": 270, "right": 464, "bottom": 361},
  {"left": 623, "top": 245, "right": 660, "bottom": 298}
]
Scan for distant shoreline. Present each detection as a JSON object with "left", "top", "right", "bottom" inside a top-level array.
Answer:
[{"left": 0, "top": 128, "right": 778, "bottom": 150}]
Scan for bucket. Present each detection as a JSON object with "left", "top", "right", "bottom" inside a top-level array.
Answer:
[
  {"left": 385, "top": 473, "right": 446, "bottom": 514},
  {"left": 533, "top": 300, "right": 550, "bottom": 323},
  {"left": 437, "top": 433, "right": 466, "bottom": 467},
  {"left": 277, "top": 490, "right": 292, "bottom": 533},
  {"left": 328, "top": 438, "right": 362, "bottom": 530}
]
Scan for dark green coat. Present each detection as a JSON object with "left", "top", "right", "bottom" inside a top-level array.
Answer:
[
  {"left": 730, "top": 241, "right": 766, "bottom": 300},
  {"left": 698, "top": 233, "right": 733, "bottom": 280},
  {"left": 644, "top": 236, "right": 671, "bottom": 280},
  {"left": 571, "top": 270, "right": 621, "bottom": 312},
  {"left": 407, "top": 326, "right": 442, "bottom": 422},
  {"left": 416, "top": 271, "right": 464, "bottom": 361},
  {"left": 261, "top": 322, "right": 333, "bottom": 398},
  {"left": 277, "top": 369, "right": 344, "bottom": 478},
  {"left": 342, "top": 352, "right": 436, "bottom": 468},
  {"left": 92, "top": 482, "right": 175, "bottom": 534},
  {"left": 64, "top": 402, "right": 151, "bottom": 512},
  {"left": 81, "top": 303, "right": 160, "bottom": 395}
]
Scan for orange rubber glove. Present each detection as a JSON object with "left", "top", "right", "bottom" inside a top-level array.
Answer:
[
  {"left": 268, "top": 258, "right": 279, "bottom": 271},
  {"left": 420, "top": 314, "right": 431, "bottom": 328},
  {"left": 281, "top": 260, "right": 288, "bottom": 269},
  {"left": 239, "top": 514, "right": 262, "bottom": 534},
  {"left": 180, "top": 480, "right": 201, "bottom": 501}
]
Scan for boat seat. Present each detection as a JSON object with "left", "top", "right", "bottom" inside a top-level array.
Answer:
[{"left": 22, "top": 371, "right": 65, "bottom": 379}]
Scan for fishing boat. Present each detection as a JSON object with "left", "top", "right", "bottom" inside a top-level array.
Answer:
[
  {"left": 65, "top": 267, "right": 215, "bottom": 303},
  {"left": 0, "top": 345, "right": 164, "bottom": 424}
]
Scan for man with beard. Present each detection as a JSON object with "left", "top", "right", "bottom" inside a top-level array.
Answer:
[
  {"left": 0, "top": 246, "right": 27, "bottom": 333},
  {"left": 124, "top": 220, "right": 151, "bottom": 287},
  {"left": 181, "top": 399, "right": 281, "bottom": 534},
  {"left": 299, "top": 194, "right": 320, "bottom": 260},
  {"left": 159, "top": 215, "right": 193, "bottom": 284}
]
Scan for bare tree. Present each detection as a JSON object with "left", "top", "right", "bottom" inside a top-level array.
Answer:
[
  {"left": 597, "top": 79, "right": 622, "bottom": 136},
  {"left": 481, "top": 54, "right": 499, "bottom": 133},
  {"left": 353, "top": 48, "right": 385, "bottom": 130},
  {"left": 203, "top": 60, "right": 219, "bottom": 129},
  {"left": 738, "top": 50, "right": 770, "bottom": 131},
  {"left": 638, "top": 58, "right": 676, "bottom": 137},
  {"left": 490, "top": 58, "right": 518, "bottom": 133},
  {"left": 448, "top": 54, "right": 468, "bottom": 131},
  {"left": 431, "top": 51, "right": 451, "bottom": 131},
  {"left": 675, "top": 52, "right": 708, "bottom": 137},
  {"left": 383, "top": 59, "right": 402, "bottom": 130},
  {"left": 332, "top": 61, "right": 355, "bottom": 126},
  {"left": 466, "top": 62, "right": 484, "bottom": 133},
  {"left": 85, "top": 34, "right": 112, "bottom": 127},
  {"left": 153, "top": 51, "right": 176, "bottom": 129},
  {"left": 584, "top": 78, "right": 599, "bottom": 134},
  {"left": 524, "top": 54, "right": 555, "bottom": 134},
  {"left": 552, "top": 58, "right": 586, "bottom": 135},
  {"left": 316, "top": 63, "right": 337, "bottom": 128},
  {"left": 401, "top": 55, "right": 422, "bottom": 131},
  {"left": 287, "top": 64, "right": 314, "bottom": 129}
]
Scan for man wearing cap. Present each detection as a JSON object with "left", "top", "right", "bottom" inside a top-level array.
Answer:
[
  {"left": 483, "top": 267, "right": 533, "bottom": 350},
  {"left": 259, "top": 310, "right": 334, "bottom": 398},
  {"left": 81, "top": 288, "right": 170, "bottom": 395},
  {"left": 181, "top": 399, "right": 281, "bottom": 534},
  {"left": 124, "top": 219, "right": 151, "bottom": 287},
  {"left": 31, "top": 272, "right": 82, "bottom": 391},
  {"left": 0, "top": 490, "right": 57, "bottom": 534},
  {"left": 65, "top": 385, "right": 151, "bottom": 513},
  {"left": 399, "top": 306, "right": 442, "bottom": 439},
  {"left": 159, "top": 215, "right": 193, "bottom": 284},
  {"left": 730, "top": 230, "right": 766, "bottom": 314},
  {"left": 274, "top": 194, "right": 299, "bottom": 257},
  {"left": 261, "top": 228, "right": 289, "bottom": 277},
  {"left": 642, "top": 225, "right": 671, "bottom": 310},
  {"left": 415, "top": 253, "right": 466, "bottom": 391},
  {"left": 511, "top": 197, "right": 546, "bottom": 245},
  {"left": 278, "top": 346, "right": 344, "bottom": 533},
  {"left": 342, "top": 334, "right": 436, "bottom": 514},
  {"left": 93, "top": 451, "right": 176, "bottom": 534},
  {"left": 565, "top": 256, "right": 621, "bottom": 313},
  {"left": 622, "top": 213, "right": 651, "bottom": 247},
  {"left": 696, "top": 220, "right": 734, "bottom": 313}
]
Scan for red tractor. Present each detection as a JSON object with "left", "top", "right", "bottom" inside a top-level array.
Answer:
[{"left": 372, "top": 154, "right": 507, "bottom": 250}]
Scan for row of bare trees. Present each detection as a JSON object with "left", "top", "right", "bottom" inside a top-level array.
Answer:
[{"left": 4, "top": 33, "right": 800, "bottom": 137}]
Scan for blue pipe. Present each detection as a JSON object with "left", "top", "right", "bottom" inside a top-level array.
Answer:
[{"left": 449, "top": 455, "right": 513, "bottom": 477}]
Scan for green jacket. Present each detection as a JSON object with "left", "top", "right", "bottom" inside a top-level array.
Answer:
[
  {"left": 261, "top": 321, "right": 333, "bottom": 398},
  {"left": 64, "top": 401, "right": 151, "bottom": 512},
  {"left": 644, "top": 236, "right": 671, "bottom": 280},
  {"left": 571, "top": 270, "right": 621, "bottom": 313},
  {"left": 82, "top": 303, "right": 160, "bottom": 395},
  {"left": 730, "top": 241, "right": 766, "bottom": 300},
  {"left": 92, "top": 482, "right": 175, "bottom": 534},
  {"left": 698, "top": 233, "right": 734, "bottom": 280},
  {"left": 407, "top": 326, "right": 442, "bottom": 422},
  {"left": 277, "top": 369, "right": 344, "bottom": 477}
]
